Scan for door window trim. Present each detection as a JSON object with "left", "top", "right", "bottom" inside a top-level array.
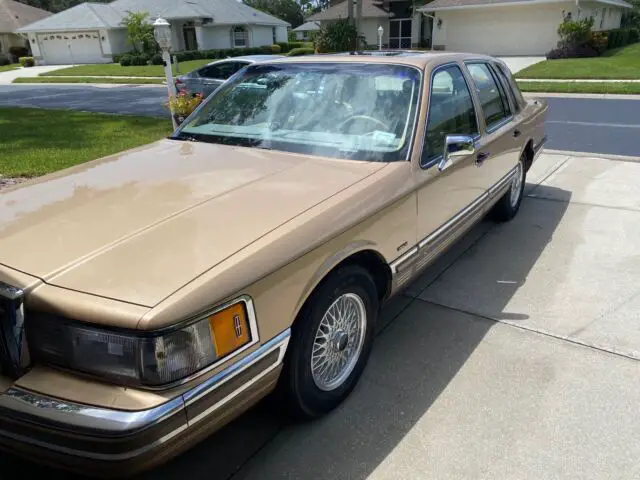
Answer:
[
  {"left": 464, "top": 60, "right": 514, "bottom": 134},
  {"left": 419, "top": 61, "right": 482, "bottom": 170}
]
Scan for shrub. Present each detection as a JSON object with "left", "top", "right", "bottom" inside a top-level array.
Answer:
[
  {"left": 119, "top": 54, "right": 133, "bottom": 66},
  {"left": 130, "top": 54, "right": 148, "bottom": 66},
  {"left": 19, "top": 56, "right": 35, "bottom": 67},
  {"left": 629, "top": 27, "right": 640, "bottom": 43},
  {"left": 270, "top": 44, "right": 282, "bottom": 54},
  {"left": 547, "top": 44, "right": 599, "bottom": 59},
  {"left": 314, "top": 19, "right": 358, "bottom": 53},
  {"left": 9, "top": 46, "right": 29, "bottom": 59},
  {"left": 0, "top": 53, "right": 11, "bottom": 66},
  {"left": 606, "top": 27, "right": 639, "bottom": 49},
  {"left": 151, "top": 53, "right": 164, "bottom": 65},
  {"left": 277, "top": 42, "right": 290, "bottom": 53},
  {"left": 557, "top": 17, "right": 594, "bottom": 47},
  {"left": 288, "top": 47, "right": 315, "bottom": 56},
  {"left": 587, "top": 31, "right": 608, "bottom": 54}
]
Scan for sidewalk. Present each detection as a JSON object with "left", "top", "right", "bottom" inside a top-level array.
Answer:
[{"left": 0, "top": 65, "right": 71, "bottom": 84}]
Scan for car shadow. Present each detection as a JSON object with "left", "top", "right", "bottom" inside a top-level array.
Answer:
[{"left": 0, "top": 184, "right": 571, "bottom": 480}]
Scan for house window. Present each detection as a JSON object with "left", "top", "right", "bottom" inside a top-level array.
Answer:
[
  {"left": 272, "top": 27, "right": 277, "bottom": 44},
  {"left": 233, "top": 26, "right": 249, "bottom": 48},
  {"left": 389, "top": 19, "right": 412, "bottom": 49}
]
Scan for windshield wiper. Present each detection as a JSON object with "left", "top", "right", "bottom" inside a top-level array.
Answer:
[{"left": 171, "top": 132, "right": 200, "bottom": 142}]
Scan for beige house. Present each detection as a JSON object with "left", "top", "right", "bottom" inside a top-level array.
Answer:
[
  {"left": 419, "top": 0, "right": 632, "bottom": 56},
  {"left": 0, "top": 0, "right": 51, "bottom": 56},
  {"left": 17, "top": 0, "right": 289, "bottom": 65}
]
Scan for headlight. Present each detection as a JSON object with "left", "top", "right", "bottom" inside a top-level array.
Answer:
[{"left": 28, "top": 298, "right": 256, "bottom": 387}]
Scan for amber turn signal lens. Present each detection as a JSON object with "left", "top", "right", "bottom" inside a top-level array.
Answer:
[{"left": 208, "top": 303, "right": 251, "bottom": 358}]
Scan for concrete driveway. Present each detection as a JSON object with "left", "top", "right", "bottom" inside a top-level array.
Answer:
[
  {"left": 498, "top": 56, "right": 545, "bottom": 74},
  {"left": 3, "top": 150, "right": 639, "bottom": 479}
]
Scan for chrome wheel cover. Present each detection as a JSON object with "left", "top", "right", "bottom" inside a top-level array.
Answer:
[
  {"left": 510, "top": 160, "right": 524, "bottom": 208},
  {"left": 311, "top": 293, "right": 367, "bottom": 392}
]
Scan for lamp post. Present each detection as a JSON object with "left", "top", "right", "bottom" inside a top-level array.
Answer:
[
  {"left": 153, "top": 17, "right": 177, "bottom": 129},
  {"left": 377, "top": 25, "right": 383, "bottom": 51}
]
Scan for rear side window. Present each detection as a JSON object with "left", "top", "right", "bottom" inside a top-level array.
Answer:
[
  {"left": 422, "top": 65, "right": 478, "bottom": 167},
  {"left": 466, "top": 62, "right": 511, "bottom": 130},
  {"left": 494, "top": 62, "right": 526, "bottom": 112},
  {"left": 199, "top": 62, "right": 239, "bottom": 80}
]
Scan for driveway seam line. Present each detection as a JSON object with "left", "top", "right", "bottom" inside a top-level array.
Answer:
[
  {"left": 416, "top": 298, "right": 640, "bottom": 362},
  {"left": 525, "top": 194, "right": 640, "bottom": 213},
  {"left": 525, "top": 156, "right": 571, "bottom": 197}
]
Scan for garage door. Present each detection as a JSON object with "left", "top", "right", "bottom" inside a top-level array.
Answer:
[
  {"left": 38, "top": 32, "right": 104, "bottom": 64},
  {"left": 439, "top": 4, "right": 561, "bottom": 56}
]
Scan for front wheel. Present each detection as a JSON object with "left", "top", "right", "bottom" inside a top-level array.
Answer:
[
  {"left": 490, "top": 153, "right": 526, "bottom": 222},
  {"left": 280, "top": 265, "right": 378, "bottom": 420}
]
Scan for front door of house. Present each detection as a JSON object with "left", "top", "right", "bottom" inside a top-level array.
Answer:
[{"left": 183, "top": 23, "right": 198, "bottom": 51}]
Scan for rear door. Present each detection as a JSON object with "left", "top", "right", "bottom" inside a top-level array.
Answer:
[{"left": 463, "top": 61, "right": 520, "bottom": 194}]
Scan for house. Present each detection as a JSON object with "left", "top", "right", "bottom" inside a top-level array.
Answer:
[
  {"left": 307, "top": 0, "right": 433, "bottom": 49},
  {"left": 16, "top": 0, "right": 290, "bottom": 65},
  {"left": 0, "top": 0, "right": 51, "bottom": 57},
  {"left": 292, "top": 21, "right": 320, "bottom": 40},
  {"left": 419, "top": 0, "right": 633, "bottom": 56}
]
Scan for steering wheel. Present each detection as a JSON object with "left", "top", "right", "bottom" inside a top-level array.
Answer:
[{"left": 337, "top": 115, "right": 390, "bottom": 133}]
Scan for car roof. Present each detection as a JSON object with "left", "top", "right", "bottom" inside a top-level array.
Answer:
[
  {"left": 204, "top": 54, "right": 283, "bottom": 67},
  {"left": 259, "top": 50, "right": 498, "bottom": 68}
]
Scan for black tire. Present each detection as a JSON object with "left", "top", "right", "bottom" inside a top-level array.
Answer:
[
  {"left": 490, "top": 152, "right": 527, "bottom": 223},
  {"left": 280, "top": 265, "right": 379, "bottom": 420}
]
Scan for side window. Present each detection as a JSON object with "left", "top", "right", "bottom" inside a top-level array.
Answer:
[
  {"left": 494, "top": 62, "right": 525, "bottom": 112},
  {"left": 466, "top": 62, "right": 511, "bottom": 130},
  {"left": 422, "top": 65, "right": 479, "bottom": 166},
  {"left": 199, "top": 62, "right": 237, "bottom": 80}
]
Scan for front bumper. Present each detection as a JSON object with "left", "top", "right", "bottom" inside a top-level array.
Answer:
[{"left": 0, "top": 329, "right": 290, "bottom": 476}]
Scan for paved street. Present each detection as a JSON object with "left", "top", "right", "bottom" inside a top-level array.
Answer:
[
  {"left": 0, "top": 84, "right": 639, "bottom": 157},
  {"left": 2, "top": 151, "right": 640, "bottom": 479}
]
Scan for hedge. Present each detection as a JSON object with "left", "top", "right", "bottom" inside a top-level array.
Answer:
[{"left": 605, "top": 27, "right": 639, "bottom": 49}]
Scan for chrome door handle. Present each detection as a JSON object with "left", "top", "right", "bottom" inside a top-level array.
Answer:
[{"left": 476, "top": 152, "right": 490, "bottom": 165}]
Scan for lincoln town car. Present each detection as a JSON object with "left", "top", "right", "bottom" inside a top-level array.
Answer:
[{"left": 0, "top": 52, "right": 547, "bottom": 476}]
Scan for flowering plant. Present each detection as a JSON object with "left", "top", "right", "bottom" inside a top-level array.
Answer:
[{"left": 166, "top": 92, "right": 204, "bottom": 118}]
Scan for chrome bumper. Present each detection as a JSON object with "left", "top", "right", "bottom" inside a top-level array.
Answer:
[{"left": 0, "top": 329, "right": 290, "bottom": 463}]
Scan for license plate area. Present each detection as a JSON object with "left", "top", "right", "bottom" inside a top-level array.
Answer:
[{"left": 0, "top": 282, "right": 30, "bottom": 378}]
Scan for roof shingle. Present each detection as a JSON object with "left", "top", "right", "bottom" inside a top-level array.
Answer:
[{"left": 0, "top": 0, "right": 51, "bottom": 32}]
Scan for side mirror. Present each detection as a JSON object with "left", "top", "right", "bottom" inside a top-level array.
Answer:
[{"left": 438, "top": 134, "right": 475, "bottom": 172}]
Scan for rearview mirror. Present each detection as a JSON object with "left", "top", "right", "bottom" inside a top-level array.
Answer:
[{"left": 438, "top": 134, "right": 475, "bottom": 171}]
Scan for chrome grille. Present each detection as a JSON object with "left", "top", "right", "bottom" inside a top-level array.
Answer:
[{"left": 0, "top": 282, "right": 29, "bottom": 378}]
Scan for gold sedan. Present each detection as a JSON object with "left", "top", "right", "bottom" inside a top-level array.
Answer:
[{"left": 0, "top": 51, "right": 547, "bottom": 476}]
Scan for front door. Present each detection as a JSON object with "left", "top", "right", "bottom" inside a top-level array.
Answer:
[
  {"left": 183, "top": 23, "right": 198, "bottom": 51},
  {"left": 414, "top": 63, "right": 488, "bottom": 267}
]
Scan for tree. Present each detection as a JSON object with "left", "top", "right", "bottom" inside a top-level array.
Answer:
[
  {"left": 121, "top": 11, "right": 155, "bottom": 55},
  {"left": 314, "top": 19, "right": 358, "bottom": 52},
  {"left": 244, "top": 0, "right": 304, "bottom": 29}
]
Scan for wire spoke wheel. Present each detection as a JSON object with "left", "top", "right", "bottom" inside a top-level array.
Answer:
[
  {"left": 311, "top": 292, "right": 367, "bottom": 392},
  {"left": 510, "top": 160, "right": 524, "bottom": 209}
]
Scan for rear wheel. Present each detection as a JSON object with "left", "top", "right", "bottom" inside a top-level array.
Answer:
[
  {"left": 490, "top": 153, "right": 526, "bottom": 222},
  {"left": 280, "top": 265, "right": 378, "bottom": 420}
]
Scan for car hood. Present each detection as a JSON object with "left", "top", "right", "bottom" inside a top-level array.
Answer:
[{"left": 0, "top": 139, "right": 386, "bottom": 307}]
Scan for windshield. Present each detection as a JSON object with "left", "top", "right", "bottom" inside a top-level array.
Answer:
[{"left": 174, "top": 62, "right": 422, "bottom": 162}]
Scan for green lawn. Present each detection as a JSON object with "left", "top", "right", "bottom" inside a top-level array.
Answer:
[
  {"left": 44, "top": 59, "right": 212, "bottom": 77},
  {"left": 0, "top": 108, "right": 171, "bottom": 177},
  {"left": 13, "top": 76, "right": 164, "bottom": 84},
  {"left": 516, "top": 43, "right": 640, "bottom": 80},
  {"left": 517, "top": 81, "right": 640, "bottom": 94},
  {"left": 0, "top": 64, "right": 19, "bottom": 72}
]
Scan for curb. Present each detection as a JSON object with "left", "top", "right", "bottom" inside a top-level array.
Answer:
[
  {"left": 543, "top": 149, "right": 640, "bottom": 163},
  {"left": 523, "top": 92, "right": 640, "bottom": 100}
]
